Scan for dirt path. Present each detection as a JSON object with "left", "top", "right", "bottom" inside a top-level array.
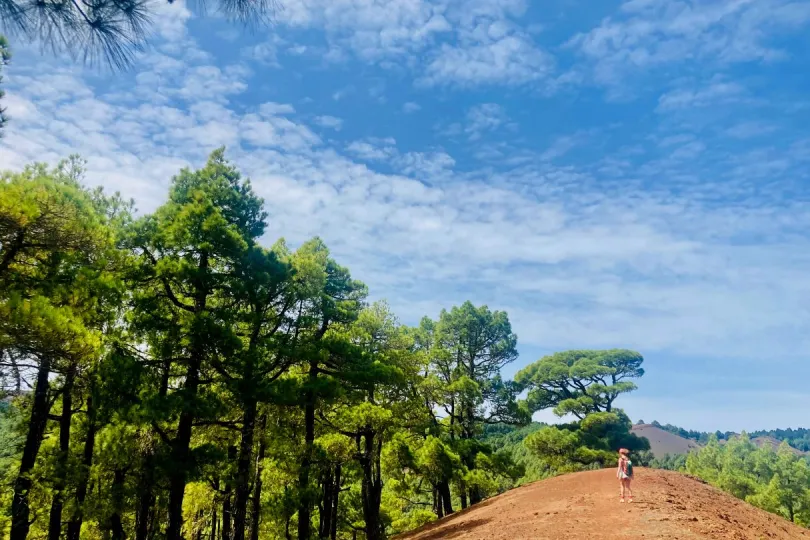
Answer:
[{"left": 395, "top": 468, "right": 810, "bottom": 539}]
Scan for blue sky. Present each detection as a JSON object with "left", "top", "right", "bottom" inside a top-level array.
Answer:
[{"left": 3, "top": 0, "right": 810, "bottom": 432}]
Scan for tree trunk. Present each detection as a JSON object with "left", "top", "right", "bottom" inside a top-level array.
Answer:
[
  {"left": 167, "top": 354, "right": 202, "bottom": 540},
  {"left": 318, "top": 469, "right": 333, "bottom": 538},
  {"left": 196, "top": 512, "right": 204, "bottom": 540},
  {"left": 360, "top": 433, "right": 383, "bottom": 540},
  {"left": 460, "top": 485, "right": 468, "bottom": 510},
  {"left": 248, "top": 415, "right": 266, "bottom": 540},
  {"left": 469, "top": 486, "right": 482, "bottom": 506},
  {"left": 222, "top": 447, "right": 235, "bottom": 540},
  {"left": 330, "top": 464, "right": 340, "bottom": 540},
  {"left": 232, "top": 400, "right": 257, "bottom": 540},
  {"left": 437, "top": 480, "right": 453, "bottom": 516},
  {"left": 167, "top": 250, "right": 208, "bottom": 540},
  {"left": 67, "top": 392, "right": 97, "bottom": 540},
  {"left": 0, "top": 228, "right": 24, "bottom": 279},
  {"left": 136, "top": 358, "right": 170, "bottom": 540},
  {"left": 109, "top": 468, "right": 127, "bottom": 540},
  {"left": 210, "top": 509, "right": 218, "bottom": 540},
  {"left": 298, "top": 361, "right": 317, "bottom": 540},
  {"left": 222, "top": 493, "right": 232, "bottom": 540},
  {"left": 11, "top": 356, "right": 53, "bottom": 540},
  {"left": 9, "top": 350, "right": 21, "bottom": 393},
  {"left": 48, "top": 368, "right": 76, "bottom": 540},
  {"left": 135, "top": 444, "right": 157, "bottom": 540}
]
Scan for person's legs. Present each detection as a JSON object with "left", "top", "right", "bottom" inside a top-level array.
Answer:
[
  {"left": 619, "top": 477, "right": 626, "bottom": 502},
  {"left": 625, "top": 479, "right": 633, "bottom": 501}
]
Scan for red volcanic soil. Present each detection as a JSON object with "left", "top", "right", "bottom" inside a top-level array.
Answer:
[
  {"left": 394, "top": 468, "right": 810, "bottom": 540},
  {"left": 630, "top": 424, "right": 702, "bottom": 457}
]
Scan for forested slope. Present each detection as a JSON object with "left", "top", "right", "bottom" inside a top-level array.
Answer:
[{"left": 0, "top": 155, "right": 649, "bottom": 540}]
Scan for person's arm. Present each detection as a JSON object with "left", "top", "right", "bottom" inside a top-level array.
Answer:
[{"left": 617, "top": 458, "right": 622, "bottom": 478}]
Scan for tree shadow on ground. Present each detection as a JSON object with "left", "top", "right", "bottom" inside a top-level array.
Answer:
[
  {"left": 393, "top": 497, "right": 500, "bottom": 540},
  {"left": 410, "top": 518, "right": 494, "bottom": 540}
]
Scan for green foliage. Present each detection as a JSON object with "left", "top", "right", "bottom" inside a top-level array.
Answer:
[
  {"left": 686, "top": 434, "right": 810, "bottom": 526},
  {"left": 515, "top": 349, "right": 644, "bottom": 419},
  {"left": 0, "top": 151, "right": 652, "bottom": 540},
  {"left": 0, "top": 0, "right": 273, "bottom": 71},
  {"left": 524, "top": 410, "right": 649, "bottom": 474},
  {"left": 649, "top": 453, "right": 686, "bottom": 471}
]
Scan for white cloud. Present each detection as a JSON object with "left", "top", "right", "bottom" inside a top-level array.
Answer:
[
  {"left": 346, "top": 138, "right": 397, "bottom": 161},
  {"left": 260, "top": 102, "right": 296, "bottom": 115},
  {"left": 419, "top": 1, "right": 554, "bottom": 87},
  {"left": 421, "top": 32, "right": 553, "bottom": 87},
  {"left": 402, "top": 101, "right": 421, "bottom": 113},
  {"left": 656, "top": 79, "right": 746, "bottom": 111},
  {"left": 538, "top": 134, "right": 581, "bottom": 162},
  {"left": 276, "top": 0, "right": 452, "bottom": 59},
  {"left": 332, "top": 86, "right": 354, "bottom": 101},
  {"left": 243, "top": 39, "right": 282, "bottom": 66},
  {"left": 725, "top": 121, "right": 777, "bottom": 139},
  {"left": 465, "top": 103, "right": 509, "bottom": 140},
  {"left": 568, "top": 0, "right": 810, "bottom": 91},
  {"left": 313, "top": 115, "right": 344, "bottom": 130},
  {"left": 393, "top": 150, "right": 455, "bottom": 178},
  {"left": 267, "top": 0, "right": 554, "bottom": 88}
]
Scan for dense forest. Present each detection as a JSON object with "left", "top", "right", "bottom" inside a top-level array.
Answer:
[
  {"left": 0, "top": 152, "right": 648, "bottom": 539},
  {"left": 664, "top": 435, "right": 810, "bottom": 526}
]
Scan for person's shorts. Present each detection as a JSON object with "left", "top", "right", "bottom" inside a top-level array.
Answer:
[{"left": 619, "top": 472, "right": 630, "bottom": 480}]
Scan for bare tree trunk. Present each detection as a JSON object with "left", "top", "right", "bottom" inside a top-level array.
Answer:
[
  {"left": 232, "top": 400, "right": 257, "bottom": 540},
  {"left": 222, "top": 482, "right": 233, "bottom": 540},
  {"left": 167, "top": 251, "right": 208, "bottom": 540},
  {"left": 360, "top": 433, "right": 384, "bottom": 540},
  {"left": 67, "top": 392, "right": 97, "bottom": 540},
  {"left": 469, "top": 486, "right": 482, "bottom": 506},
  {"left": 210, "top": 508, "right": 218, "bottom": 540},
  {"left": 330, "top": 464, "right": 340, "bottom": 540},
  {"left": 248, "top": 416, "right": 265, "bottom": 540},
  {"left": 167, "top": 354, "right": 201, "bottom": 540},
  {"left": 11, "top": 356, "right": 53, "bottom": 540},
  {"left": 136, "top": 358, "right": 170, "bottom": 540},
  {"left": 298, "top": 361, "right": 317, "bottom": 540},
  {"left": 109, "top": 468, "right": 127, "bottom": 540},
  {"left": 48, "top": 368, "right": 76, "bottom": 540},
  {"left": 437, "top": 481, "right": 453, "bottom": 517},
  {"left": 318, "top": 469, "right": 333, "bottom": 538},
  {"left": 223, "top": 445, "right": 237, "bottom": 540}
]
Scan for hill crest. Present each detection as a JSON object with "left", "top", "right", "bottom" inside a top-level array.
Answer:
[
  {"left": 631, "top": 423, "right": 701, "bottom": 457},
  {"left": 395, "top": 468, "right": 810, "bottom": 539}
]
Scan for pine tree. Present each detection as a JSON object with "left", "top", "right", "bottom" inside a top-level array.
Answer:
[{"left": 127, "top": 148, "right": 267, "bottom": 540}]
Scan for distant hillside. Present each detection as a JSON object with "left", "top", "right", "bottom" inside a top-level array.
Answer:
[
  {"left": 751, "top": 435, "right": 806, "bottom": 455},
  {"left": 645, "top": 420, "right": 810, "bottom": 452},
  {"left": 630, "top": 424, "right": 701, "bottom": 458}
]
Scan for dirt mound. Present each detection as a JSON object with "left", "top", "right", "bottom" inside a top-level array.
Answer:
[
  {"left": 631, "top": 424, "right": 702, "bottom": 457},
  {"left": 394, "top": 468, "right": 810, "bottom": 540},
  {"left": 752, "top": 436, "right": 806, "bottom": 455}
]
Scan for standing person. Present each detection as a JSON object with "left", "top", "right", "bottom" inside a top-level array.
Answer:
[{"left": 617, "top": 448, "right": 634, "bottom": 503}]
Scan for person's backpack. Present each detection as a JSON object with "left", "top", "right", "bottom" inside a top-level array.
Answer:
[{"left": 625, "top": 460, "right": 634, "bottom": 477}]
